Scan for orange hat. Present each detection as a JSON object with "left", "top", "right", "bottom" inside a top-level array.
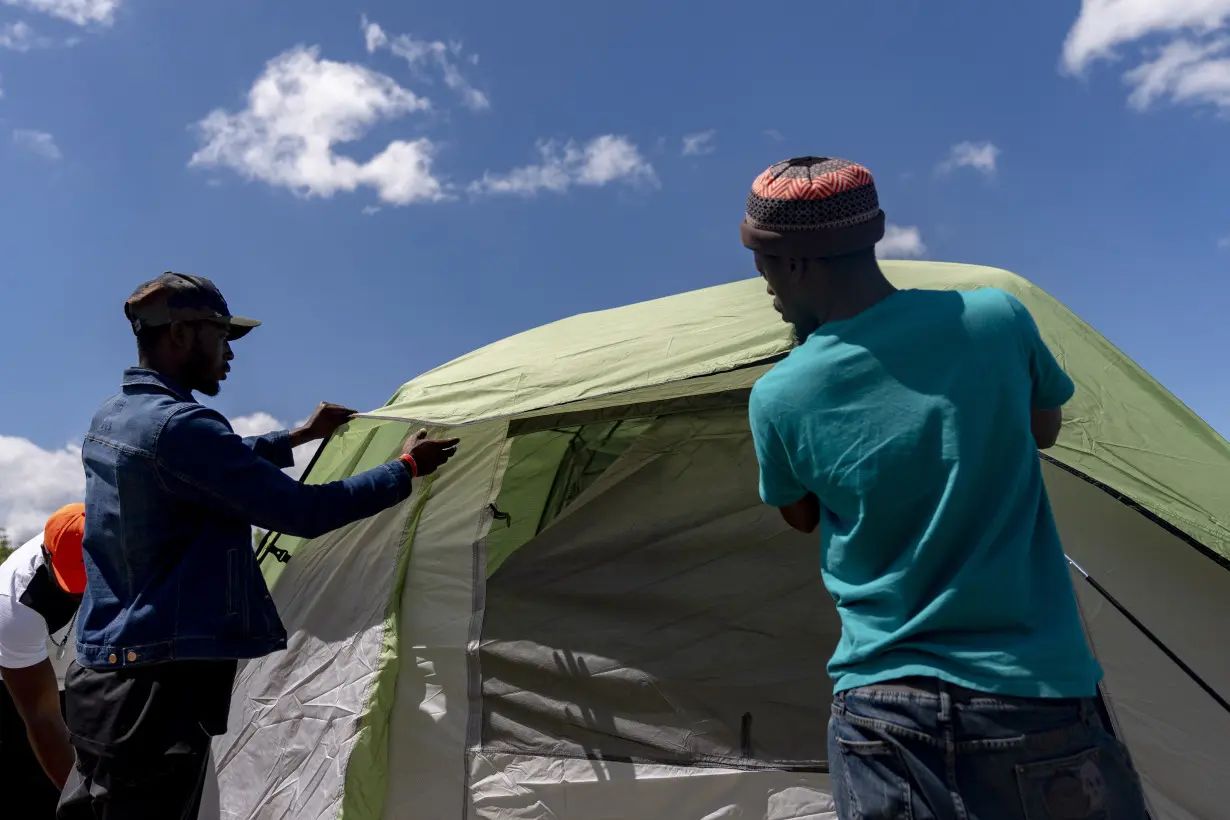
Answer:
[{"left": 44, "top": 503, "right": 87, "bottom": 595}]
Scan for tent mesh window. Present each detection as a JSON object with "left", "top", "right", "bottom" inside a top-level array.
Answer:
[{"left": 479, "top": 404, "right": 835, "bottom": 769}]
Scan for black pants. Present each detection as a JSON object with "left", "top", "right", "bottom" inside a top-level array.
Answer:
[
  {"left": 57, "top": 659, "right": 236, "bottom": 820},
  {"left": 1, "top": 680, "right": 66, "bottom": 818}
]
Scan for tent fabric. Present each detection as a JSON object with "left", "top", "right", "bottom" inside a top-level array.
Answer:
[
  {"left": 381, "top": 421, "right": 510, "bottom": 820},
  {"left": 485, "top": 417, "right": 658, "bottom": 577},
  {"left": 203, "top": 261, "right": 1230, "bottom": 820},
  {"left": 1045, "top": 462, "right": 1230, "bottom": 820},
  {"left": 376, "top": 262, "right": 1230, "bottom": 563},
  {"left": 468, "top": 753, "right": 837, "bottom": 819},
  {"left": 210, "top": 485, "right": 421, "bottom": 819},
  {"left": 206, "top": 418, "right": 428, "bottom": 820},
  {"left": 482, "top": 407, "right": 833, "bottom": 768}
]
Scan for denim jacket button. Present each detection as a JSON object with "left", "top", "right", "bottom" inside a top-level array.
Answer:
[
  {"left": 108, "top": 653, "right": 117, "bottom": 664},
  {"left": 127, "top": 651, "right": 137, "bottom": 662}
]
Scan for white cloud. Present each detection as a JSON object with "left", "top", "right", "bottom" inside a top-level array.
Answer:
[
  {"left": 0, "top": 20, "right": 38, "bottom": 50},
  {"left": 189, "top": 45, "right": 446, "bottom": 206},
  {"left": 0, "top": 436, "right": 84, "bottom": 543},
  {"left": 1063, "top": 1, "right": 1230, "bottom": 113},
  {"left": 229, "top": 412, "right": 283, "bottom": 439},
  {"left": 682, "top": 130, "right": 716, "bottom": 156},
  {"left": 937, "top": 141, "right": 999, "bottom": 177},
  {"left": 469, "top": 135, "right": 656, "bottom": 196},
  {"left": 1218, "top": 234, "right": 1230, "bottom": 248},
  {"left": 1124, "top": 37, "right": 1230, "bottom": 110},
  {"left": 191, "top": 25, "right": 642, "bottom": 205},
  {"left": 13, "top": 128, "right": 61, "bottom": 160},
  {"left": 1063, "top": 0, "right": 1230, "bottom": 73},
  {"left": 877, "top": 224, "right": 927, "bottom": 259},
  {"left": 2, "top": 0, "right": 119, "bottom": 26},
  {"left": 0, "top": 413, "right": 324, "bottom": 543},
  {"left": 362, "top": 205, "right": 381, "bottom": 215},
  {"left": 362, "top": 15, "right": 489, "bottom": 111},
  {"left": 230, "top": 412, "right": 315, "bottom": 479},
  {"left": 362, "top": 16, "right": 388, "bottom": 52},
  {"left": 764, "top": 129, "right": 785, "bottom": 142}
]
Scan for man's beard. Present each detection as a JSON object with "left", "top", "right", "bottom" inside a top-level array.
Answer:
[
  {"left": 791, "top": 318, "right": 820, "bottom": 346},
  {"left": 184, "top": 346, "right": 222, "bottom": 396}
]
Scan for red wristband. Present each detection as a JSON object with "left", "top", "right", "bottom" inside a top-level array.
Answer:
[{"left": 399, "top": 453, "right": 418, "bottom": 478}]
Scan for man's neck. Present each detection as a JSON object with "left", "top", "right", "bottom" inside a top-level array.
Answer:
[
  {"left": 135, "top": 358, "right": 194, "bottom": 395},
  {"left": 812, "top": 266, "right": 897, "bottom": 326},
  {"left": 138, "top": 353, "right": 174, "bottom": 378}
]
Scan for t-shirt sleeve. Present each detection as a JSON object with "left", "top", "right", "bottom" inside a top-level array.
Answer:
[
  {"left": 749, "top": 387, "right": 809, "bottom": 508},
  {"left": 1007, "top": 294, "right": 1076, "bottom": 409},
  {"left": 0, "top": 594, "right": 50, "bottom": 670}
]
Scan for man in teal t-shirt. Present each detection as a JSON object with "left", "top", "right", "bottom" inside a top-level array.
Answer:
[{"left": 741, "top": 156, "right": 1148, "bottom": 819}]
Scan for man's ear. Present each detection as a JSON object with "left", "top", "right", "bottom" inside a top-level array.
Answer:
[
  {"left": 788, "top": 257, "right": 808, "bottom": 283},
  {"left": 166, "top": 321, "right": 192, "bottom": 351}
]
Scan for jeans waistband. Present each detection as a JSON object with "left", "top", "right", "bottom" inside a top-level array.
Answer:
[
  {"left": 854, "top": 676, "right": 991, "bottom": 699},
  {"left": 844, "top": 677, "right": 1096, "bottom": 718}
]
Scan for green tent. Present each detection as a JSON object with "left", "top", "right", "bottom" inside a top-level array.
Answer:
[{"left": 202, "top": 261, "right": 1230, "bottom": 820}]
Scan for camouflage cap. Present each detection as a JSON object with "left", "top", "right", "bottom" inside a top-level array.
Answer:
[{"left": 124, "top": 272, "right": 260, "bottom": 341}]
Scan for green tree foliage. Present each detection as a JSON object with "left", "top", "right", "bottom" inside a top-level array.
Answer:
[{"left": 0, "top": 528, "right": 13, "bottom": 564}]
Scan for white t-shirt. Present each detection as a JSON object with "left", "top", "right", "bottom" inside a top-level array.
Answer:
[{"left": 0, "top": 535, "right": 78, "bottom": 690}]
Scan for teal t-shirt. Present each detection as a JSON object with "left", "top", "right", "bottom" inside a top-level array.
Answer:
[{"left": 749, "top": 287, "right": 1102, "bottom": 698}]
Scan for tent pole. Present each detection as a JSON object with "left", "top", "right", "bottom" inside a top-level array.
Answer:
[{"left": 1066, "top": 555, "right": 1230, "bottom": 716}]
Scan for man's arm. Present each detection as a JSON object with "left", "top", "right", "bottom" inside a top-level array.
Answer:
[
  {"left": 240, "top": 430, "right": 296, "bottom": 468},
  {"left": 157, "top": 405, "right": 414, "bottom": 540},
  {"left": 779, "top": 493, "right": 821, "bottom": 534},
  {"left": 1031, "top": 407, "right": 1063, "bottom": 450},
  {"left": 1, "top": 660, "right": 73, "bottom": 788},
  {"left": 0, "top": 590, "right": 73, "bottom": 788},
  {"left": 749, "top": 389, "right": 819, "bottom": 534},
  {"left": 1008, "top": 296, "right": 1076, "bottom": 450}
]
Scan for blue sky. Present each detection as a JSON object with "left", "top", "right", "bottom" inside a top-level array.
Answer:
[{"left": 1, "top": 0, "right": 1228, "bottom": 538}]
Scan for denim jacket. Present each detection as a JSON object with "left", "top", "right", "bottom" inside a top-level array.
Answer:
[{"left": 77, "top": 368, "right": 413, "bottom": 669}]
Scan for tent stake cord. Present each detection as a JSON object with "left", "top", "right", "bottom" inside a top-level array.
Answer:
[{"left": 1066, "top": 555, "right": 1230, "bottom": 716}]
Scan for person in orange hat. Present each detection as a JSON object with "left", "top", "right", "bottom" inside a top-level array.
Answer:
[{"left": 0, "top": 503, "right": 87, "bottom": 812}]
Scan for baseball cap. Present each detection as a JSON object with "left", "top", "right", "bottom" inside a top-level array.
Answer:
[
  {"left": 124, "top": 272, "right": 261, "bottom": 341},
  {"left": 44, "top": 503, "right": 87, "bottom": 595}
]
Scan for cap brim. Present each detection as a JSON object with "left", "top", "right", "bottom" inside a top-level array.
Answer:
[{"left": 226, "top": 316, "right": 261, "bottom": 340}]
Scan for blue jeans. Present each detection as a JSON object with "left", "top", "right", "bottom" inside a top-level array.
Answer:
[{"left": 828, "top": 678, "right": 1149, "bottom": 820}]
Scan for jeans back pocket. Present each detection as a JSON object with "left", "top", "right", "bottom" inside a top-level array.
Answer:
[{"left": 1015, "top": 743, "right": 1148, "bottom": 820}]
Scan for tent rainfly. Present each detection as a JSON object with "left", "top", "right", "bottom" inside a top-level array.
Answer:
[{"left": 197, "top": 261, "right": 1230, "bottom": 820}]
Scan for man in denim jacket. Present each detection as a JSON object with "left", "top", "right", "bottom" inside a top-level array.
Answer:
[{"left": 58, "top": 272, "right": 459, "bottom": 819}]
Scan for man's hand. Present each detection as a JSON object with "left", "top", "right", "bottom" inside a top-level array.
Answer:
[
  {"left": 779, "top": 493, "right": 821, "bottom": 534},
  {"left": 402, "top": 430, "right": 461, "bottom": 476},
  {"left": 291, "top": 403, "right": 358, "bottom": 448}
]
